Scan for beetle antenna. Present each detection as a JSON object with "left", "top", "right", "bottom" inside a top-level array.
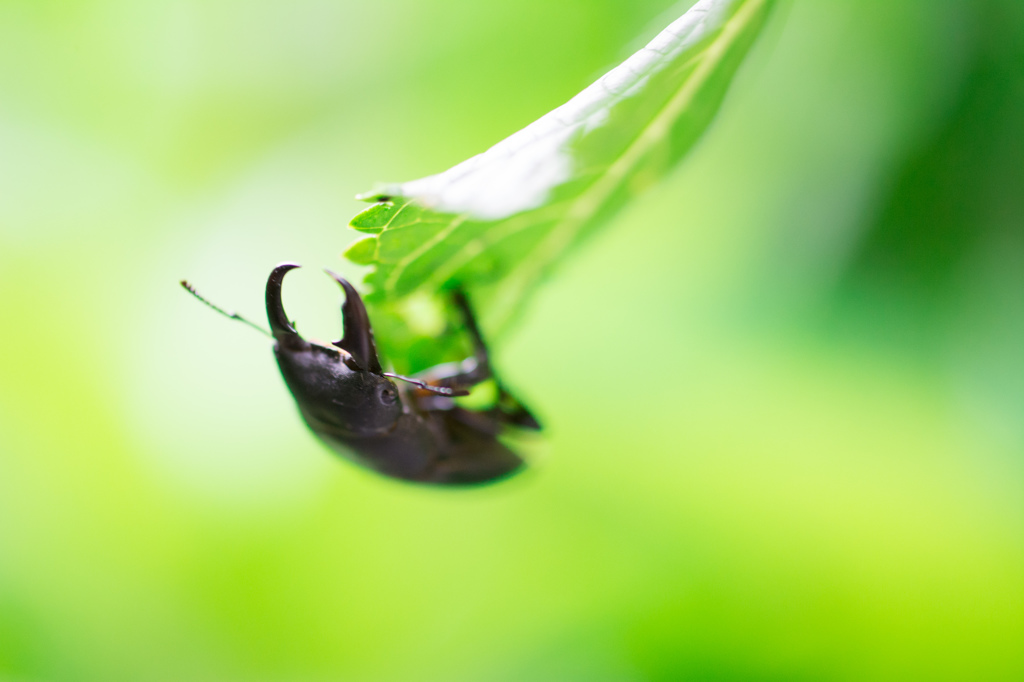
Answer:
[
  {"left": 383, "top": 373, "right": 470, "bottom": 398},
  {"left": 180, "top": 280, "right": 273, "bottom": 339}
]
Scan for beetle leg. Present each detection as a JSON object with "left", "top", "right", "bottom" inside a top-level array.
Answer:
[
  {"left": 412, "top": 367, "right": 540, "bottom": 429},
  {"left": 407, "top": 290, "right": 493, "bottom": 391},
  {"left": 452, "top": 289, "right": 540, "bottom": 429},
  {"left": 451, "top": 290, "right": 490, "bottom": 365},
  {"left": 444, "top": 403, "right": 539, "bottom": 436},
  {"left": 492, "top": 389, "right": 541, "bottom": 430},
  {"left": 410, "top": 289, "right": 541, "bottom": 430}
]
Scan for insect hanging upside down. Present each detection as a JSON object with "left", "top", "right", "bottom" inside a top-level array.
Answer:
[{"left": 181, "top": 264, "right": 540, "bottom": 485}]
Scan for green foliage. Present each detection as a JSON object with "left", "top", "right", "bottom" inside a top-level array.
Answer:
[{"left": 347, "top": 0, "right": 774, "bottom": 372}]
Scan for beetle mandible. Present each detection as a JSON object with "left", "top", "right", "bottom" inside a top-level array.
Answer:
[{"left": 182, "top": 263, "right": 540, "bottom": 485}]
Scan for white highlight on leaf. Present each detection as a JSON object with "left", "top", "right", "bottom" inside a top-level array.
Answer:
[{"left": 385, "top": 0, "right": 730, "bottom": 220}]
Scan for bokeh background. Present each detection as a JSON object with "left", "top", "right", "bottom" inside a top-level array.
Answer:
[{"left": 2, "top": 0, "right": 1023, "bottom": 679}]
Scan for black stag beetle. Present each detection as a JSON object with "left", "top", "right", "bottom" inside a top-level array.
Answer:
[{"left": 182, "top": 263, "right": 540, "bottom": 485}]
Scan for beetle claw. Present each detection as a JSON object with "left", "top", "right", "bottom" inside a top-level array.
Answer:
[
  {"left": 324, "top": 269, "right": 382, "bottom": 374},
  {"left": 266, "top": 263, "right": 302, "bottom": 341}
]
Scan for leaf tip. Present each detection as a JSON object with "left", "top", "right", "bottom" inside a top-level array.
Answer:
[
  {"left": 344, "top": 237, "right": 379, "bottom": 266},
  {"left": 349, "top": 203, "right": 392, "bottom": 232}
]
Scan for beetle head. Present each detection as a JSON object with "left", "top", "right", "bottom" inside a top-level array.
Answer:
[{"left": 266, "top": 263, "right": 402, "bottom": 437}]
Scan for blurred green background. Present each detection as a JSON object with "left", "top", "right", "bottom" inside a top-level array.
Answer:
[{"left": 1, "top": 0, "right": 1022, "bottom": 680}]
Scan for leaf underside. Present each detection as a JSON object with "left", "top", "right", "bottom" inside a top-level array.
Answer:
[{"left": 346, "top": 0, "right": 774, "bottom": 373}]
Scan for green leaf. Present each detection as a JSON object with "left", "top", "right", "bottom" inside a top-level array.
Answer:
[
  {"left": 347, "top": 0, "right": 774, "bottom": 372},
  {"left": 343, "top": 237, "right": 379, "bottom": 265}
]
